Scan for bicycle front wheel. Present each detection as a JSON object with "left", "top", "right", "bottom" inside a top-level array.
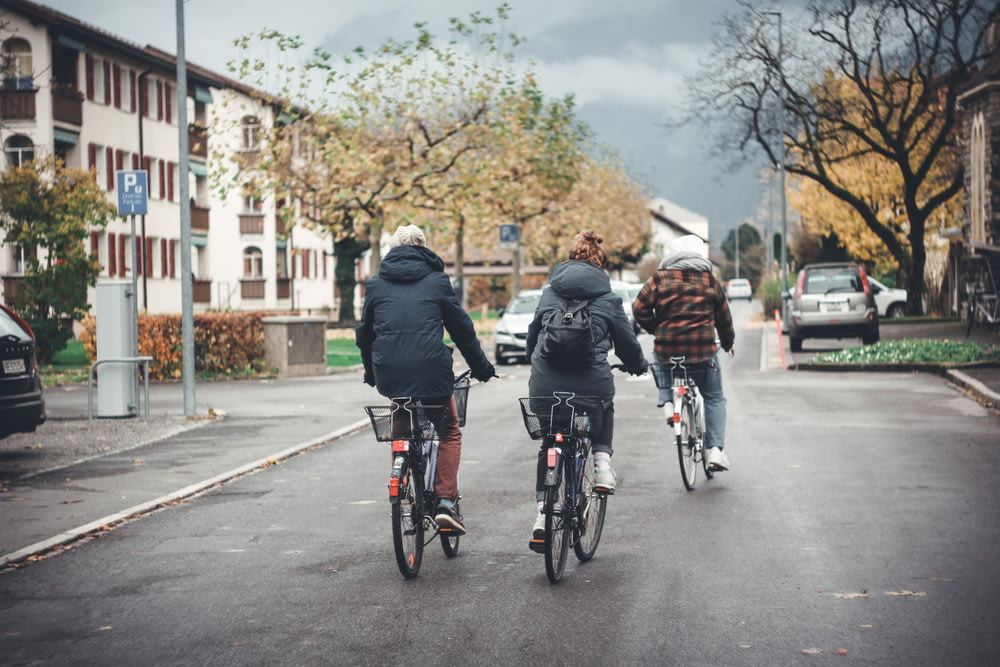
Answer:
[
  {"left": 543, "top": 462, "right": 572, "bottom": 584},
  {"left": 574, "top": 449, "right": 607, "bottom": 562},
  {"left": 677, "top": 401, "right": 698, "bottom": 490},
  {"left": 391, "top": 458, "right": 424, "bottom": 579}
]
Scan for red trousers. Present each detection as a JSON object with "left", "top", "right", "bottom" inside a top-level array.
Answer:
[{"left": 431, "top": 395, "right": 462, "bottom": 501}]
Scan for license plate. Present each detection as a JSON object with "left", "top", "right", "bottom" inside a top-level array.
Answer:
[
  {"left": 3, "top": 358, "right": 26, "bottom": 374},
  {"left": 819, "top": 301, "right": 848, "bottom": 313}
]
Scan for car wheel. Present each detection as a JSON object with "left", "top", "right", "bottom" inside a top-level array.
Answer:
[
  {"left": 789, "top": 336, "right": 803, "bottom": 352},
  {"left": 494, "top": 347, "right": 507, "bottom": 365},
  {"left": 886, "top": 303, "right": 906, "bottom": 318}
]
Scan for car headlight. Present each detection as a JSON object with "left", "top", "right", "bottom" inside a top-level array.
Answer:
[{"left": 495, "top": 324, "right": 509, "bottom": 336}]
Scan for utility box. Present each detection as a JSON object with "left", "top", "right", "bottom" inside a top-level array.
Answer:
[
  {"left": 95, "top": 282, "right": 137, "bottom": 417},
  {"left": 262, "top": 316, "right": 327, "bottom": 377}
]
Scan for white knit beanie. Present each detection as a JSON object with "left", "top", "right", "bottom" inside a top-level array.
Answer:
[
  {"left": 671, "top": 234, "right": 704, "bottom": 255},
  {"left": 391, "top": 224, "right": 426, "bottom": 247}
]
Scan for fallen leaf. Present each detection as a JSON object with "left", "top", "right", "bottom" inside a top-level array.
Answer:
[
  {"left": 801, "top": 648, "right": 825, "bottom": 654},
  {"left": 837, "top": 649, "right": 849, "bottom": 656},
  {"left": 833, "top": 593, "right": 869, "bottom": 599},
  {"left": 885, "top": 590, "right": 927, "bottom": 597}
]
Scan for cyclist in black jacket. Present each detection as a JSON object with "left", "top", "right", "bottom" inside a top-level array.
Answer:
[{"left": 356, "top": 224, "right": 495, "bottom": 534}]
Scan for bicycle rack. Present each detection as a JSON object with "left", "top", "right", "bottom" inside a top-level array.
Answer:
[
  {"left": 87, "top": 356, "right": 154, "bottom": 420},
  {"left": 962, "top": 252, "right": 1000, "bottom": 334}
]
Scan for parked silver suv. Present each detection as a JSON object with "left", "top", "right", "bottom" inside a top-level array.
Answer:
[{"left": 787, "top": 262, "right": 880, "bottom": 352}]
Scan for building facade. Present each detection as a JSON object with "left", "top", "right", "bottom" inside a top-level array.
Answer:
[{"left": 0, "top": 0, "right": 336, "bottom": 317}]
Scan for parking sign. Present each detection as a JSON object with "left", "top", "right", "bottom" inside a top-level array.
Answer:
[
  {"left": 116, "top": 170, "right": 149, "bottom": 216},
  {"left": 499, "top": 223, "right": 519, "bottom": 250}
]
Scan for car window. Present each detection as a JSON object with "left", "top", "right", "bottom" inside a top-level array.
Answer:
[
  {"left": 506, "top": 293, "right": 541, "bottom": 315},
  {"left": 0, "top": 310, "right": 30, "bottom": 339},
  {"left": 804, "top": 269, "right": 860, "bottom": 294}
]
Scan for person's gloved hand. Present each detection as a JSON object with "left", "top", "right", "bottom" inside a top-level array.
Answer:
[
  {"left": 630, "top": 360, "right": 649, "bottom": 376},
  {"left": 473, "top": 362, "right": 496, "bottom": 383},
  {"left": 363, "top": 371, "right": 375, "bottom": 387}
]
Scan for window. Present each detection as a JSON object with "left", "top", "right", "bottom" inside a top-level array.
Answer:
[
  {"left": 2, "top": 38, "right": 33, "bottom": 90},
  {"left": 970, "top": 111, "right": 986, "bottom": 246},
  {"left": 5, "top": 135, "right": 34, "bottom": 167},
  {"left": 243, "top": 246, "right": 264, "bottom": 278},
  {"left": 240, "top": 115, "right": 261, "bottom": 151},
  {"left": 243, "top": 194, "right": 264, "bottom": 214},
  {"left": 85, "top": 53, "right": 109, "bottom": 103}
]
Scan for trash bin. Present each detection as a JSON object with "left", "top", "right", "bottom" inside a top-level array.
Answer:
[{"left": 262, "top": 316, "right": 327, "bottom": 376}]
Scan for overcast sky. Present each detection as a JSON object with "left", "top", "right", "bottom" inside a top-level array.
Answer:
[{"left": 34, "top": 0, "right": 773, "bottom": 247}]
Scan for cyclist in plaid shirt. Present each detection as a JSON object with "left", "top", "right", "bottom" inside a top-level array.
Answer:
[{"left": 632, "top": 235, "right": 736, "bottom": 471}]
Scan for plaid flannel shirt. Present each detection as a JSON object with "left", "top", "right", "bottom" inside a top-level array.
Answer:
[{"left": 632, "top": 268, "right": 735, "bottom": 363}]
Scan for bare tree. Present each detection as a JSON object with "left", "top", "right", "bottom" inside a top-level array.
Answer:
[{"left": 685, "top": 0, "right": 992, "bottom": 314}]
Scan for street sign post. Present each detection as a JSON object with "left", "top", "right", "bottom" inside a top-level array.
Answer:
[
  {"left": 116, "top": 170, "right": 149, "bottom": 216},
  {"left": 499, "top": 223, "right": 519, "bottom": 251}
]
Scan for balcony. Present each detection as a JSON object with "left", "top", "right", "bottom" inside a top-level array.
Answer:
[
  {"left": 0, "top": 89, "right": 36, "bottom": 121},
  {"left": 241, "top": 279, "right": 265, "bottom": 299},
  {"left": 191, "top": 204, "right": 210, "bottom": 233},
  {"left": 52, "top": 85, "right": 83, "bottom": 125},
  {"left": 188, "top": 124, "right": 208, "bottom": 157},
  {"left": 239, "top": 214, "right": 264, "bottom": 235},
  {"left": 193, "top": 279, "right": 212, "bottom": 304}
]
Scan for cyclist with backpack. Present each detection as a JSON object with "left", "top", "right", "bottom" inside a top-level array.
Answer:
[{"left": 524, "top": 230, "right": 648, "bottom": 541}]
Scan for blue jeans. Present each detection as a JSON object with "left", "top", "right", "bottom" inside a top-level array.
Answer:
[{"left": 655, "top": 356, "right": 727, "bottom": 450}]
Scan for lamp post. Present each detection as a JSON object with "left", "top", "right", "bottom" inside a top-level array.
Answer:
[{"left": 762, "top": 9, "right": 788, "bottom": 318}]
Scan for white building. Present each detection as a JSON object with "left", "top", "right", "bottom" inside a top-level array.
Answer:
[
  {"left": 0, "top": 0, "right": 336, "bottom": 316},
  {"left": 647, "top": 197, "right": 710, "bottom": 258}
]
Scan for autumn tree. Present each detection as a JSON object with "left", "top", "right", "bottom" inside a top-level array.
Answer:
[
  {"left": 527, "top": 149, "right": 650, "bottom": 272},
  {"left": 218, "top": 8, "right": 523, "bottom": 321},
  {"left": 0, "top": 157, "right": 118, "bottom": 362},
  {"left": 685, "top": 0, "right": 992, "bottom": 314}
]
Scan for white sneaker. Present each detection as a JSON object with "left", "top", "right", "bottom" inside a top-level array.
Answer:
[
  {"left": 706, "top": 447, "right": 730, "bottom": 471},
  {"left": 532, "top": 514, "right": 545, "bottom": 540},
  {"left": 594, "top": 467, "right": 616, "bottom": 493}
]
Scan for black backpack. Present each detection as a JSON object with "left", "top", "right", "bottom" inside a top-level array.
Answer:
[{"left": 539, "top": 298, "right": 596, "bottom": 369}]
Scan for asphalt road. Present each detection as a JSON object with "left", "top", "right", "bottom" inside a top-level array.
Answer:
[{"left": 1, "top": 302, "right": 998, "bottom": 665}]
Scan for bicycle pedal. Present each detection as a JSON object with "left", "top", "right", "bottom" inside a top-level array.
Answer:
[
  {"left": 528, "top": 539, "right": 545, "bottom": 554},
  {"left": 594, "top": 485, "right": 614, "bottom": 495}
]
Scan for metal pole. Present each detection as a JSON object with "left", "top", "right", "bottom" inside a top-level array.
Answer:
[
  {"left": 176, "top": 0, "right": 195, "bottom": 415},
  {"left": 735, "top": 223, "right": 740, "bottom": 279},
  {"left": 137, "top": 69, "right": 152, "bottom": 311},
  {"left": 129, "top": 213, "right": 139, "bottom": 408},
  {"left": 761, "top": 9, "right": 788, "bottom": 316}
]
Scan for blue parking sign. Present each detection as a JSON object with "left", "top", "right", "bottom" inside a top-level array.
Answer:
[
  {"left": 499, "top": 223, "right": 519, "bottom": 249},
  {"left": 116, "top": 170, "right": 148, "bottom": 216}
]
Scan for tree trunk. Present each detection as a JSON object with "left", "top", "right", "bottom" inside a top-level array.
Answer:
[
  {"left": 906, "top": 220, "right": 927, "bottom": 316},
  {"left": 454, "top": 216, "right": 466, "bottom": 307},
  {"left": 334, "top": 237, "right": 371, "bottom": 324}
]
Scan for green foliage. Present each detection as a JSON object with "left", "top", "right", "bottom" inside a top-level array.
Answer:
[
  {"left": 0, "top": 157, "right": 118, "bottom": 363},
  {"left": 812, "top": 340, "right": 1000, "bottom": 365}
]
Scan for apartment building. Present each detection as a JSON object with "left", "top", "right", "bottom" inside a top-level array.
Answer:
[{"left": 0, "top": 0, "right": 336, "bottom": 316}]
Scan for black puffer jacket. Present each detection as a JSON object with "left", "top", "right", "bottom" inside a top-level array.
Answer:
[
  {"left": 526, "top": 260, "right": 647, "bottom": 401},
  {"left": 356, "top": 245, "right": 492, "bottom": 398}
]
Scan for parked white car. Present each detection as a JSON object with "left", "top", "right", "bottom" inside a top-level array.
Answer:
[
  {"left": 725, "top": 278, "right": 753, "bottom": 301},
  {"left": 868, "top": 277, "right": 908, "bottom": 318}
]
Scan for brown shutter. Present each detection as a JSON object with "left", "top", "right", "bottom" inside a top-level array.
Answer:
[
  {"left": 108, "top": 232, "right": 117, "bottom": 275},
  {"left": 118, "top": 235, "right": 127, "bottom": 277},
  {"left": 167, "top": 162, "right": 175, "bottom": 201},
  {"left": 112, "top": 63, "right": 122, "bottom": 108},
  {"left": 105, "top": 147, "right": 114, "bottom": 190},
  {"left": 145, "top": 237, "right": 154, "bottom": 277},
  {"left": 156, "top": 80, "right": 163, "bottom": 120},
  {"left": 129, "top": 69, "right": 137, "bottom": 112},
  {"left": 103, "top": 60, "right": 111, "bottom": 104},
  {"left": 158, "top": 159, "right": 165, "bottom": 199},
  {"left": 85, "top": 53, "right": 95, "bottom": 100},
  {"left": 161, "top": 238, "right": 168, "bottom": 277}
]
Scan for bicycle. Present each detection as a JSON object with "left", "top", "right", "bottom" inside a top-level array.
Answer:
[
  {"left": 652, "top": 356, "right": 714, "bottom": 491},
  {"left": 518, "top": 391, "right": 608, "bottom": 584},
  {"left": 363, "top": 371, "right": 471, "bottom": 579}
]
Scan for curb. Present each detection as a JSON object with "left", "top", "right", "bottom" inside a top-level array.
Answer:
[{"left": 1, "top": 417, "right": 371, "bottom": 569}]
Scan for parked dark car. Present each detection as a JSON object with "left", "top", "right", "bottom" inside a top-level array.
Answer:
[
  {"left": 0, "top": 304, "right": 46, "bottom": 438},
  {"left": 786, "top": 262, "right": 880, "bottom": 352}
]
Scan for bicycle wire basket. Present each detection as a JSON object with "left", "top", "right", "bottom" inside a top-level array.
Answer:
[
  {"left": 518, "top": 393, "right": 603, "bottom": 441},
  {"left": 453, "top": 373, "right": 470, "bottom": 428},
  {"left": 364, "top": 401, "right": 444, "bottom": 442}
]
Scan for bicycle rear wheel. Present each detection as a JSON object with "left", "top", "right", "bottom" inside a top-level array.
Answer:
[
  {"left": 439, "top": 499, "right": 461, "bottom": 558},
  {"left": 391, "top": 458, "right": 424, "bottom": 578},
  {"left": 677, "top": 401, "right": 698, "bottom": 490},
  {"left": 574, "top": 448, "right": 607, "bottom": 562},
  {"left": 543, "top": 461, "right": 572, "bottom": 583}
]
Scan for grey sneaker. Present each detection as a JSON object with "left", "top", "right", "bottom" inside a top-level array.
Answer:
[
  {"left": 594, "top": 467, "right": 616, "bottom": 493},
  {"left": 706, "top": 447, "right": 730, "bottom": 472},
  {"left": 434, "top": 504, "right": 466, "bottom": 534}
]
